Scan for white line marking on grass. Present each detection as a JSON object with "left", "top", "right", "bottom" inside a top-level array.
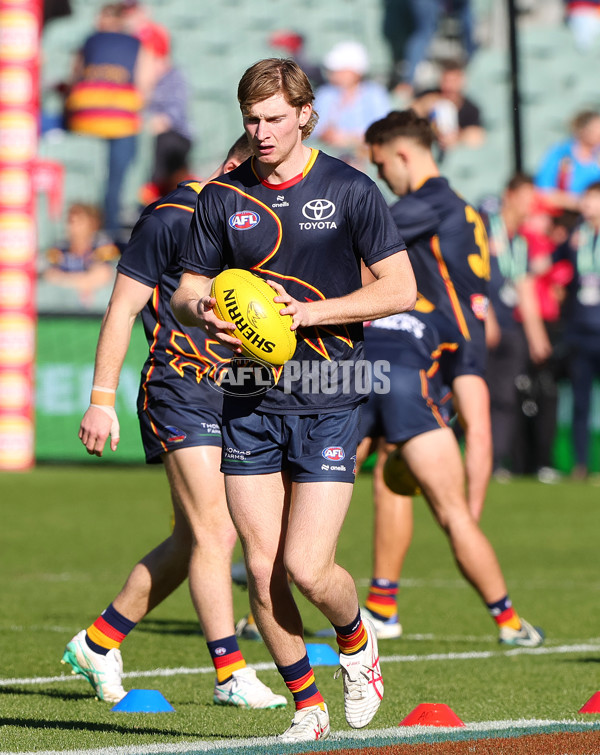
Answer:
[
  {"left": 382, "top": 642, "right": 600, "bottom": 664},
  {"left": 2, "top": 719, "right": 599, "bottom": 755},
  {"left": 2, "top": 643, "right": 600, "bottom": 688}
]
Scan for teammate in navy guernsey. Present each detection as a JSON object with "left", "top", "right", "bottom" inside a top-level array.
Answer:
[
  {"left": 182, "top": 144, "right": 408, "bottom": 413},
  {"left": 359, "top": 109, "right": 492, "bottom": 641},
  {"left": 365, "top": 109, "right": 491, "bottom": 521},
  {"left": 172, "top": 58, "right": 416, "bottom": 743},
  {"left": 67, "top": 136, "right": 288, "bottom": 711},
  {"left": 357, "top": 303, "right": 545, "bottom": 649}
]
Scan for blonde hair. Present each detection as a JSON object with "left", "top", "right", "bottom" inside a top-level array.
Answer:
[{"left": 237, "top": 58, "right": 318, "bottom": 140}]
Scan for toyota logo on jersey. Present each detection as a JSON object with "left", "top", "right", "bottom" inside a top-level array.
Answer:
[
  {"left": 302, "top": 199, "right": 335, "bottom": 221},
  {"left": 229, "top": 211, "right": 260, "bottom": 230}
]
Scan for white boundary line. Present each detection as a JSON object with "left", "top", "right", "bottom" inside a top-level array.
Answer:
[
  {"left": 2, "top": 719, "right": 599, "bottom": 755},
  {"left": 2, "top": 642, "right": 600, "bottom": 688}
]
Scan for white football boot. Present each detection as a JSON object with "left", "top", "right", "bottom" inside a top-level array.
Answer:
[
  {"left": 334, "top": 617, "right": 384, "bottom": 728},
  {"left": 498, "top": 617, "right": 545, "bottom": 647},
  {"left": 213, "top": 666, "right": 287, "bottom": 708},
  {"left": 234, "top": 613, "right": 262, "bottom": 641},
  {"left": 61, "top": 630, "right": 126, "bottom": 703},
  {"left": 278, "top": 703, "right": 330, "bottom": 742},
  {"left": 362, "top": 606, "right": 403, "bottom": 640}
]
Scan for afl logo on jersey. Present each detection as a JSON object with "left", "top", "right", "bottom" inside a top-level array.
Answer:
[
  {"left": 229, "top": 211, "right": 260, "bottom": 230},
  {"left": 302, "top": 199, "right": 335, "bottom": 220}
]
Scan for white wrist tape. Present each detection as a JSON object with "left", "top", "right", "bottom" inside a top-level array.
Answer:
[{"left": 90, "top": 403, "right": 120, "bottom": 441}]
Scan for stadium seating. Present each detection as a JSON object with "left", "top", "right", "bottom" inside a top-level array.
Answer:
[{"left": 38, "top": 0, "right": 599, "bottom": 247}]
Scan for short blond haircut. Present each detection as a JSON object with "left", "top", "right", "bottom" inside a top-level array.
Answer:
[{"left": 237, "top": 58, "right": 318, "bottom": 140}]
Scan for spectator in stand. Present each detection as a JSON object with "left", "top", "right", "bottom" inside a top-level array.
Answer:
[
  {"left": 120, "top": 0, "right": 167, "bottom": 40},
  {"left": 397, "top": 0, "right": 477, "bottom": 97},
  {"left": 483, "top": 175, "right": 552, "bottom": 481},
  {"left": 564, "top": 0, "right": 600, "bottom": 52},
  {"left": 553, "top": 181, "right": 600, "bottom": 479},
  {"left": 65, "top": 3, "right": 154, "bottom": 241},
  {"left": 268, "top": 30, "right": 325, "bottom": 88},
  {"left": 312, "top": 40, "right": 391, "bottom": 167},
  {"left": 411, "top": 59, "right": 485, "bottom": 155},
  {"left": 42, "top": 203, "right": 120, "bottom": 307},
  {"left": 138, "top": 24, "right": 194, "bottom": 205},
  {"left": 535, "top": 110, "right": 600, "bottom": 212}
]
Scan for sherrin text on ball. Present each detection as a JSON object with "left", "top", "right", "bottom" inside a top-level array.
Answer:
[{"left": 210, "top": 268, "right": 297, "bottom": 366}]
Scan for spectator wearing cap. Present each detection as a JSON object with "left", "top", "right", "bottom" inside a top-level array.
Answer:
[
  {"left": 139, "top": 24, "right": 194, "bottom": 201},
  {"left": 312, "top": 40, "right": 391, "bottom": 164},
  {"left": 564, "top": 0, "right": 600, "bottom": 52}
]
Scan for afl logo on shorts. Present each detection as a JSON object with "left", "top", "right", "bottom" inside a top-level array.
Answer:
[
  {"left": 229, "top": 211, "right": 260, "bottom": 230},
  {"left": 322, "top": 446, "right": 345, "bottom": 462}
]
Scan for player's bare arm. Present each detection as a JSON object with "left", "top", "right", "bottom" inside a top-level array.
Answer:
[
  {"left": 79, "top": 274, "right": 153, "bottom": 457},
  {"left": 171, "top": 271, "right": 242, "bottom": 352},
  {"left": 270, "top": 250, "right": 416, "bottom": 330}
]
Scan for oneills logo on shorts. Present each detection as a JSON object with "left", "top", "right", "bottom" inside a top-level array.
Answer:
[
  {"left": 229, "top": 211, "right": 260, "bottom": 230},
  {"left": 222, "top": 288, "right": 275, "bottom": 354}
]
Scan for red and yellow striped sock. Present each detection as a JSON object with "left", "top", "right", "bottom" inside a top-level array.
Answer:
[
  {"left": 334, "top": 609, "right": 368, "bottom": 656},
  {"left": 85, "top": 603, "right": 136, "bottom": 656},
  {"left": 487, "top": 595, "right": 521, "bottom": 630},
  {"left": 277, "top": 654, "right": 326, "bottom": 710},
  {"left": 365, "top": 578, "right": 398, "bottom": 620},
  {"left": 207, "top": 635, "right": 246, "bottom": 683}
]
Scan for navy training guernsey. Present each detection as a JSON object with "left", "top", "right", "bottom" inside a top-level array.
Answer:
[
  {"left": 390, "top": 177, "right": 490, "bottom": 344},
  {"left": 365, "top": 307, "right": 460, "bottom": 370},
  {"left": 117, "top": 181, "right": 231, "bottom": 414},
  {"left": 180, "top": 149, "right": 406, "bottom": 413}
]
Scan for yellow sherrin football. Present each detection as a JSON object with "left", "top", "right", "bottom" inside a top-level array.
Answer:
[
  {"left": 383, "top": 447, "right": 422, "bottom": 497},
  {"left": 210, "top": 268, "right": 297, "bottom": 366}
]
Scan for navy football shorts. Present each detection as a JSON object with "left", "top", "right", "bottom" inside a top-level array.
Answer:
[
  {"left": 359, "top": 363, "right": 448, "bottom": 444},
  {"left": 442, "top": 329, "right": 487, "bottom": 381},
  {"left": 220, "top": 404, "right": 361, "bottom": 482},
  {"left": 138, "top": 400, "right": 222, "bottom": 464}
]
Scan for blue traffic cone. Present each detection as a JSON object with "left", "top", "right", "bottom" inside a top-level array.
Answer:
[
  {"left": 306, "top": 642, "right": 340, "bottom": 666},
  {"left": 111, "top": 689, "right": 175, "bottom": 712}
]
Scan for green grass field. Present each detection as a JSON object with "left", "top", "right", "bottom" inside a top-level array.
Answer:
[{"left": 1, "top": 466, "right": 599, "bottom": 753}]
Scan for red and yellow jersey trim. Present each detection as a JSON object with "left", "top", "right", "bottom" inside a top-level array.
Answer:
[
  {"left": 251, "top": 148, "right": 319, "bottom": 188},
  {"left": 430, "top": 235, "right": 471, "bottom": 340},
  {"left": 155, "top": 202, "right": 194, "bottom": 213},
  {"left": 419, "top": 368, "right": 447, "bottom": 429}
]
